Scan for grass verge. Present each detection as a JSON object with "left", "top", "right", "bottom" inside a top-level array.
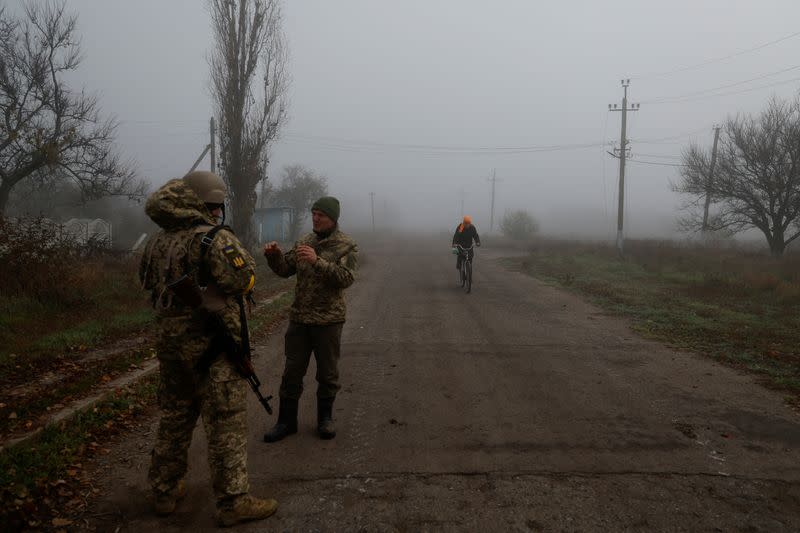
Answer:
[
  {"left": 0, "top": 282, "right": 294, "bottom": 529},
  {"left": 0, "top": 375, "right": 158, "bottom": 530},
  {"left": 505, "top": 239, "right": 800, "bottom": 396}
]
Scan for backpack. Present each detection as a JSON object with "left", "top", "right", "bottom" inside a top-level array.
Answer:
[{"left": 140, "top": 224, "right": 230, "bottom": 312}]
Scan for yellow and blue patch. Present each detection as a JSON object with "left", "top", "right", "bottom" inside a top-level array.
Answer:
[{"left": 223, "top": 245, "right": 246, "bottom": 269}]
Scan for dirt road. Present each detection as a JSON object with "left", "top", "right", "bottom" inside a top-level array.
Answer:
[{"left": 90, "top": 238, "right": 800, "bottom": 532}]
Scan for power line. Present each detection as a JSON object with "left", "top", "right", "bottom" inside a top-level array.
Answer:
[
  {"left": 282, "top": 132, "right": 609, "bottom": 152},
  {"left": 627, "top": 158, "right": 686, "bottom": 168},
  {"left": 280, "top": 134, "right": 611, "bottom": 155},
  {"left": 633, "top": 126, "right": 713, "bottom": 144},
  {"left": 119, "top": 119, "right": 209, "bottom": 125},
  {"left": 634, "top": 29, "right": 800, "bottom": 80},
  {"left": 632, "top": 153, "right": 682, "bottom": 159},
  {"left": 642, "top": 64, "right": 800, "bottom": 104},
  {"left": 644, "top": 75, "right": 800, "bottom": 105}
]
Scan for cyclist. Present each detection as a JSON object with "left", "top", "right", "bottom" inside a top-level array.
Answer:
[{"left": 451, "top": 215, "right": 481, "bottom": 271}]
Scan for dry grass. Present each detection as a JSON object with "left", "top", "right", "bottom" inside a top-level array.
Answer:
[
  {"left": 506, "top": 238, "right": 800, "bottom": 394},
  {"left": 0, "top": 218, "right": 152, "bottom": 375}
]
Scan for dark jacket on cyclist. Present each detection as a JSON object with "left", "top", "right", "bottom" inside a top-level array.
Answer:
[
  {"left": 452, "top": 217, "right": 480, "bottom": 270},
  {"left": 452, "top": 223, "right": 481, "bottom": 248}
]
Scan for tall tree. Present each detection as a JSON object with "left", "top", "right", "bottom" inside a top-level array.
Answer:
[
  {"left": 0, "top": 1, "right": 143, "bottom": 215},
  {"left": 674, "top": 97, "right": 800, "bottom": 256},
  {"left": 271, "top": 165, "right": 328, "bottom": 240},
  {"left": 209, "top": 0, "right": 288, "bottom": 248}
]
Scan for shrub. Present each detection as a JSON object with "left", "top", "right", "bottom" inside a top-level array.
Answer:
[
  {"left": 0, "top": 216, "right": 123, "bottom": 306},
  {"left": 500, "top": 209, "right": 539, "bottom": 241}
]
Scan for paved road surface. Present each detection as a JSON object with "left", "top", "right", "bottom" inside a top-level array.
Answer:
[{"left": 91, "top": 238, "right": 800, "bottom": 532}]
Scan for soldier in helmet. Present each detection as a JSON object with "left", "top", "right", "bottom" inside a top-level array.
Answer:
[{"left": 139, "top": 171, "right": 277, "bottom": 527}]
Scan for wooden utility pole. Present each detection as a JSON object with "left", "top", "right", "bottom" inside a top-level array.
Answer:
[
  {"left": 259, "top": 176, "right": 267, "bottom": 209},
  {"left": 369, "top": 192, "right": 375, "bottom": 232},
  {"left": 702, "top": 125, "right": 721, "bottom": 233},
  {"left": 210, "top": 117, "right": 216, "bottom": 173},
  {"left": 187, "top": 116, "right": 216, "bottom": 174},
  {"left": 608, "top": 80, "right": 640, "bottom": 255},
  {"left": 488, "top": 169, "right": 498, "bottom": 233}
]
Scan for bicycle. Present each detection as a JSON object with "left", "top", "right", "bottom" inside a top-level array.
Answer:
[{"left": 455, "top": 244, "right": 474, "bottom": 294}]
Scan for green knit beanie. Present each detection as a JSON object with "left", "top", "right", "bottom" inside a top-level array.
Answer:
[{"left": 311, "top": 196, "right": 340, "bottom": 222}]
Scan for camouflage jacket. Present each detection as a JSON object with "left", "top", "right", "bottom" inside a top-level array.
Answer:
[
  {"left": 267, "top": 229, "right": 358, "bottom": 325},
  {"left": 139, "top": 179, "right": 256, "bottom": 362}
]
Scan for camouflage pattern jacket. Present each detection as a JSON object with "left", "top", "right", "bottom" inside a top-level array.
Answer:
[
  {"left": 139, "top": 179, "right": 256, "bottom": 363},
  {"left": 267, "top": 229, "right": 358, "bottom": 325}
]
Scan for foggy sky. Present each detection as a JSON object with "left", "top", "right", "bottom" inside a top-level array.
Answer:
[{"left": 52, "top": 0, "right": 800, "bottom": 239}]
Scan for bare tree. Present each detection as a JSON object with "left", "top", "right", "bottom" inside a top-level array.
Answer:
[
  {"left": 271, "top": 165, "right": 328, "bottom": 240},
  {"left": 209, "top": 0, "right": 289, "bottom": 248},
  {"left": 0, "top": 1, "right": 143, "bottom": 215},
  {"left": 674, "top": 97, "right": 800, "bottom": 256}
]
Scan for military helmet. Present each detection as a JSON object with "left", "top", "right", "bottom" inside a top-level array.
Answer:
[{"left": 183, "top": 170, "right": 226, "bottom": 204}]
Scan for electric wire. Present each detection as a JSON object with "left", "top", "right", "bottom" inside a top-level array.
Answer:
[
  {"left": 642, "top": 64, "right": 800, "bottom": 104},
  {"left": 633, "top": 29, "right": 800, "bottom": 80}
]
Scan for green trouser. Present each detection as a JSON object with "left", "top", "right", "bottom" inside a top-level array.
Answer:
[
  {"left": 148, "top": 357, "right": 249, "bottom": 501},
  {"left": 279, "top": 322, "right": 343, "bottom": 400}
]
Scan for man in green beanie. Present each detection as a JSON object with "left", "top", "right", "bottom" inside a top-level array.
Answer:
[{"left": 262, "top": 196, "right": 358, "bottom": 442}]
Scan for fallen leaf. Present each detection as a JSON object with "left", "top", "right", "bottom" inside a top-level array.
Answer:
[
  {"left": 8, "top": 412, "right": 17, "bottom": 419},
  {"left": 66, "top": 469, "right": 78, "bottom": 477},
  {"left": 101, "top": 375, "right": 112, "bottom": 383},
  {"left": 52, "top": 518, "right": 73, "bottom": 527}
]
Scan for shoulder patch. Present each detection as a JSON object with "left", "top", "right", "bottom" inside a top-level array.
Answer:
[{"left": 223, "top": 245, "right": 246, "bottom": 269}]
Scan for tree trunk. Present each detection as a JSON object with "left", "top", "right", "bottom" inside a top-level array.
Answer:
[
  {"left": 768, "top": 228, "right": 786, "bottom": 257},
  {"left": 231, "top": 187, "right": 257, "bottom": 250},
  {"left": 0, "top": 180, "right": 12, "bottom": 215}
]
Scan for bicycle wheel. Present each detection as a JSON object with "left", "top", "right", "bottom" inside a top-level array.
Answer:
[
  {"left": 459, "top": 260, "right": 466, "bottom": 287},
  {"left": 465, "top": 260, "right": 472, "bottom": 293}
]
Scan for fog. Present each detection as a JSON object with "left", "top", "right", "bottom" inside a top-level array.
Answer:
[{"left": 55, "top": 0, "right": 800, "bottom": 241}]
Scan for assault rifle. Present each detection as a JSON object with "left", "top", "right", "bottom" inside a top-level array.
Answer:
[
  {"left": 171, "top": 276, "right": 273, "bottom": 415},
  {"left": 203, "top": 295, "right": 273, "bottom": 414}
]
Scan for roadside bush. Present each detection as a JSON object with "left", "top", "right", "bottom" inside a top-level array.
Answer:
[
  {"left": 500, "top": 209, "right": 539, "bottom": 241},
  {"left": 0, "top": 217, "right": 126, "bottom": 307}
]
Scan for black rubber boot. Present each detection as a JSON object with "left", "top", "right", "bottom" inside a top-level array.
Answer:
[
  {"left": 317, "top": 397, "right": 336, "bottom": 440},
  {"left": 263, "top": 398, "right": 298, "bottom": 443}
]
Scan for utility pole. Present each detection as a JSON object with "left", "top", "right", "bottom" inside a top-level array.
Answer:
[
  {"left": 488, "top": 169, "right": 499, "bottom": 233},
  {"left": 608, "top": 79, "right": 640, "bottom": 255},
  {"left": 187, "top": 116, "right": 216, "bottom": 174},
  {"left": 369, "top": 192, "right": 375, "bottom": 232},
  {"left": 210, "top": 116, "right": 216, "bottom": 173},
  {"left": 259, "top": 176, "right": 267, "bottom": 209},
  {"left": 702, "top": 125, "right": 721, "bottom": 233}
]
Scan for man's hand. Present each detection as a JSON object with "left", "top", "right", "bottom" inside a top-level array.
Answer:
[
  {"left": 296, "top": 244, "right": 318, "bottom": 264},
  {"left": 263, "top": 241, "right": 281, "bottom": 257},
  {"left": 476, "top": 242, "right": 481, "bottom": 247}
]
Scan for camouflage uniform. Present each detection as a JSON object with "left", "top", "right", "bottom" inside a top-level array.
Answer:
[
  {"left": 266, "top": 229, "right": 358, "bottom": 400},
  {"left": 139, "top": 178, "right": 256, "bottom": 503}
]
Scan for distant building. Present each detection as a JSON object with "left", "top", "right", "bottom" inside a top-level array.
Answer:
[
  {"left": 62, "top": 218, "right": 113, "bottom": 246},
  {"left": 254, "top": 207, "right": 293, "bottom": 243}
]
